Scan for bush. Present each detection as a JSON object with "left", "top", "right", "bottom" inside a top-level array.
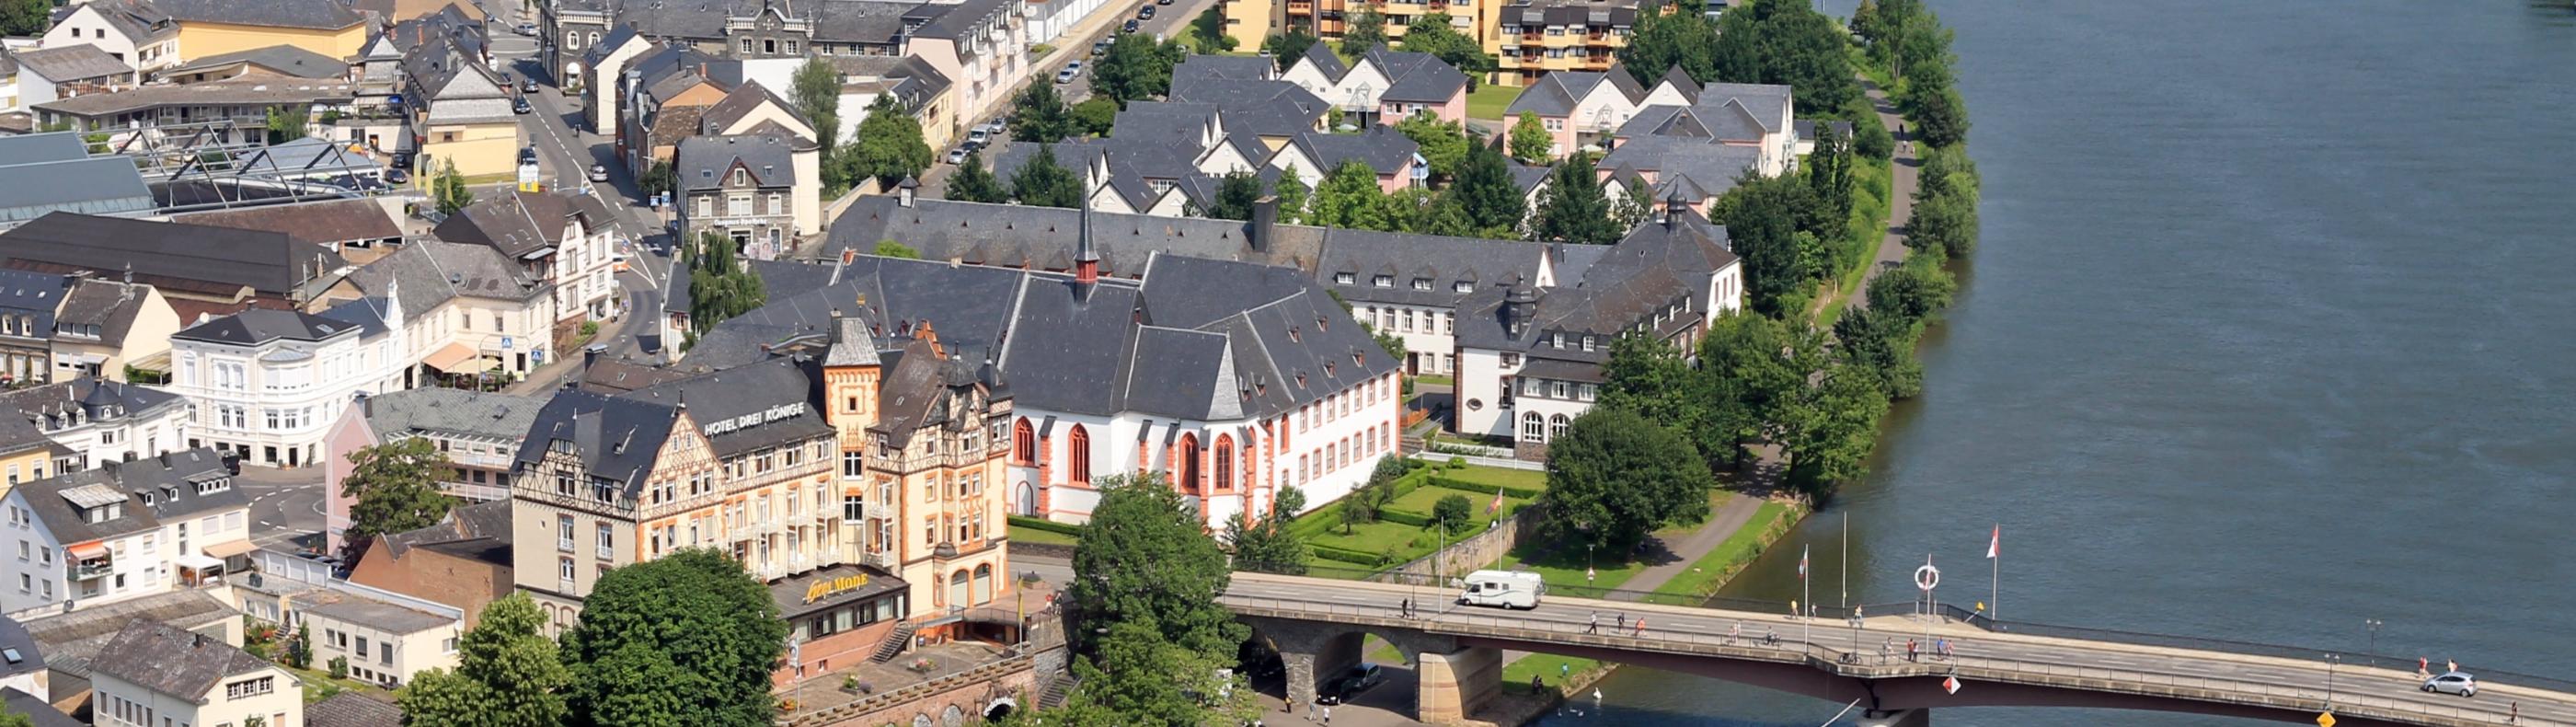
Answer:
[
  {"left": 1008, "top": 514, "right": 1083, "bottom": 537},
  {"left": 1426, "top": 474, "right": 1544, "bottom": 501},
  {"left": 1310, "top": 543, "right": 1384, "bottom": 565},
  {"left": 328, "top": 655, "right": 349, "bottom": 679},
  {"left": 1432, "top": 494, "right": 1474, "bottom": 532}
]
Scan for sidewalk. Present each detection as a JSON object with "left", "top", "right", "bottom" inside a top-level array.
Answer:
[
  {"left": 1612, "top": 492, "right": 1765, "bottom": 600},
  {"left": 503, "top": 313, "right": 629, "bottom": 395},
  {"left": 1832, "top": 76, "right": 1923, "bottom": 315}
]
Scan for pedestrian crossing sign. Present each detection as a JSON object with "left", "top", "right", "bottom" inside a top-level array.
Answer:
[
  {"left": 1941, "top": 676, "right": 1960, "bottom": 695},
  {"left": 2315, "top": 712, "right": 2334, "bottom": 727}
]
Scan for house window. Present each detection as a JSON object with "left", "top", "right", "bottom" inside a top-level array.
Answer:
[
  {"left": 1335, "top": 272, "right": 1354, "bottom": 285},
  {"left": 1011, "top": 419, "right": 1035, "bottom": 464},
  {"left": 1412, "top": 278, "right": 1432, "bottom": 291},
  {"left": 729, "top": 194, "right": 752, "bottom": 216},
  {"left": 1455, "top": 281, "right": 1474, "bottom": 294},
  {"left": 696, "top": 197, "right": 712, "bottom": 218},
  {"left": 1549, "top": 414, "right": 1570, "bottom": 440},
  {"left": 741, "top": 39, "right": 754, "bottom": 54},
  {"left": 1066, "top": 425, "right": 1090, "bottom": 483},
  {"left": 558, "top": 557, "right": 575, "bottom": 583},
  {"left": 595, "top": 523, "right": 614, "bottom": 560},
  {"left": 1521, "top": 412, "right": 1545, "bottom": 443},
  {"left": 1373, "top": 275, "right": 1394, "bottom": 288},
  {"left": 844, "top": 494, "right": 864, "bottom": 523}
]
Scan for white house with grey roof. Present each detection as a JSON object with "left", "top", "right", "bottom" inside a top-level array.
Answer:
[
  {"left": 1503, "top": 63, "right": 1698, "bottom": 158},
  {"left": 0, "top": 448, "right": 254, "bottom": 617},
  {"left": 0, "top": 378, "right": 190, "bottom": 472},
  {"left": 169, "top": 303, "right": 408, "bottom": 468},
  {"left": 339, "top": 237, "right": 560, "bottom": 383},
  {"left": 40, "top": 0, "right": 180, "bottom": 75},
  {"left": 87, "top": 619, "right": 301, "bottom": 727}
]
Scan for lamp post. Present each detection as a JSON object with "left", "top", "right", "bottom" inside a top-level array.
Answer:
[
  {"left": 2363, "top": 618, "right": 2383, "bottom": 667},
  {"left": 2324, "top": 653, "right": 2341, "bottom": 712}
]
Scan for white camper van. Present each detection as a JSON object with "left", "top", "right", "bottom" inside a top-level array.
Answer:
[{"left": 1455, "top": 570, "right": 1547, "bottom": 609}]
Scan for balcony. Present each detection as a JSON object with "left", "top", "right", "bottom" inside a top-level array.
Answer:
[{"left": 70, "top": 560, "right": 111, "bottom": 581}]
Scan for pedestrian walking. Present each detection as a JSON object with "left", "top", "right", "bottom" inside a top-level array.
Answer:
[
  {"left": 1616, "top": 613, "right": 1627, "bottom": 630},
  {"left": 1321, "top": 705, "right": 1331, "bottom": 725},
  {"left": 1587, "top": 611, "right": 1600, "bottom": 634},
  {"left": 1560, "top": 663, "right": 1570, "bottom": 680},
  {"left": 1307, "top": 699, "right": 1317, "bottom": 721},
  {"left": 2448, "top": 658, "right": 2458, "bottom": 675},
  {"left": 1634, "top": 617, "right": 1647, "bottom": 637},
  {"left": 1532, "top": 675, "right": 1545, "bottom": 694},
  {"left": 2511, "top": 701, "right": 2520, "bottom": 724},
  {"left": 2418, "top": 656, "right": 2430, "bottom": 677},
  {"left": 1907, "top": 639, "right": 1919, "bottom": 662}
]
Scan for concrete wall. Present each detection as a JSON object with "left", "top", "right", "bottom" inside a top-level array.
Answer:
[
  {"left": 179, "top": 21, "right": 366, "bottom": 61},
  {"left": 1368, "top": 500, "right": 1541, "bottom": 587},
  {"left": 785, "top": 650, "right": 1041, "bottom": 727},
  {"left": 421, "top": 121, "right": 522, "bottom": 178}
]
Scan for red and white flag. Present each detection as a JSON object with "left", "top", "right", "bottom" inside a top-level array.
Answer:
[
  {"left": 1798, "top": 544, "right": 1810, "bottom": 580},
  {"left": 1485, "top": 488, "right": 1505, "bottom": 515},
  {"left": 1985, "top": 524, "right": 2000, "bottom": 560}
]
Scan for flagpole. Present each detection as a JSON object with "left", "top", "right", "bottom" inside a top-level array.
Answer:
[
  {"left": 1991, "top": 523, "right": 2000, "bottom": 624},
  {"left": 1839, "top": 511, "right": 1847, "bottom": 609},
  {"left": 1800, "top": 544, "right": 1811, "bottom": 652}
]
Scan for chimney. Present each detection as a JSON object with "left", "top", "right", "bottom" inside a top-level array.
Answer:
[
  {"left": 1249, "top": 195, "right": 1278, "bottom": 252},
  {"left": 896, "top": 176, "right": 918, "bottom": 207},
  {"left": 920, "top": 319, "right": 943, "bottom": 358}
]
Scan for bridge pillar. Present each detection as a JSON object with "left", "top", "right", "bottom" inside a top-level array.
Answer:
[
  {"left": 1856, "top": 709, "right": 1930, "bottom": 727},
  {"left": 1414, "top": 645, "right": 1501, "bottom": 725}
]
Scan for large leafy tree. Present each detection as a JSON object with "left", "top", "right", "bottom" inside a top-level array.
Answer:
[
  {"left": 789, "top": 58, "right": 842, "bottom": 158},
  {"left": 1805, "top": 121, "right": 1854, "bottom": 223},
  {"left": 1009, "top": 82, "right": 1075, "bottom": 144},
  {"left": 1708, "top": 0, "right": 1857, "bottom": 112},
  {"left": 1508, "top": 111, "right": 1553, "bottom": 164},
  {"left": 339, "top": 438, "right": 454, "bottom": 552},
  {"left": 1261, "top": 29, "right": 1320, "bottom": 63},
  {"left": 1696, "top": 312, "right": 1800, "bottom": 468},
  {"left": 1616, "top": 0, "right": 1719, "bottom": 87},
  {"left": 397, "top": 594, "right": 572, "bottom": 726},
  {"left": 1394, "top": 113, "right": 1467, "bottom": 179},
  {"left": 1535, "top": 407, "right": 1711, "bottom": 555},
  {"left": 1010, "top": 144, "right": 1085, "bottom": 208},
  {"left": 1340, "top": 11, "right": 1386, "bottom": 57},
  {"left": 945, "top": 151, "right": 1007, "bottom": 203},
  {"left": 1196, "top": 171, "right": 1266, "bottom": 220},
  {"left": 1224, "top": 486, "right": 1307, "bottom": 575},
  {"left": 1058, "top": 619, "right": 1260, "bottom": 726},
  {"left": 1068, "top": 473, "right": 1248, "bottom": 660},
  {"left": 1529, "top": 154, "right": 1619, "bottom": 244},
  {"left": 1090, "top": 33, "right": 1187, "bottom": 106},
  {"left": 1306, "top": 160, "right": 1397, "bottom": 231},
  {"left": 432, "top": 157, "right": 473, "bottom": 215},
  {"left": 684, "top": 230, "right": 767, "bottom": 335},
  {"left": 1712, "top": 175, "right": 1813, "bottom": 317},
  {"left": 1908, "top": 180, "right": 1979, "bottom": 259},
  {"left": 264, "top": 105, "right": 308, "bottom": 144},
  {"left": 1781, "top": 352, "right": 1890, "bottom": 498},
  {"left": 845, "top": 94, "right": 932, "bottom": 187},
  {"left": 1070, "top": 97, "right": 1120, "bottom": 137},
  {"left": 1450, "top": 143, "right": 1524, "bottom": 234},
  {"left": 562, "top": 548, "right": 787, "bottom": 727},
  {"left": 1271, "top": 165, "right": 1311, "bottom": 225},
  {"left": 1396, "top": 12, "right": 1495, "bottom": 89},
  {"left": 0, "top": 0, "right": 46, "bottom": 37}
]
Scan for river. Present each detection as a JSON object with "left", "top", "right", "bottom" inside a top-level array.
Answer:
[{"left": 1538, "top": 2, "right": 2576, "bottom": 724}]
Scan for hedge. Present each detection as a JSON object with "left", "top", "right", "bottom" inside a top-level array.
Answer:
[
  {"left": 1310, "top": 543, "right": 1386, "bottom": 566},
  {"left": 1376, "top": 508, "right": 1433, "bottom": 528},
  {"left": 1008, "top": 515, "right": 1083, "bottom": 537},
  {"left": 1426, "top": 475, "right": 1543, "bottom": 501},
  {"left": 1283, "top": 467, "right": 1439, "bottom": 540}
]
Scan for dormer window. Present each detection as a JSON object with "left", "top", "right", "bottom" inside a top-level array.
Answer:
[
  {"left": 138, "top": 492, "right": 155, "bottom": 506},
  {"left": 731, "top": 168, "right": 747, "bottom": 186},
  {"left": 1411, "top": 278, "right": 1432, "bottom": 291},
  {"left": 1581, "top": 335, "right": 1596, "bottom": 352},
  {"left": 1334, "top": 272, "right": 1354, "bottom": 285},
  {"left": 1454, "top": 281, "right": 1474, "bottom": 294},
  {"left": 1372, "top": 275, "right": 1393, "bottom": 288}
]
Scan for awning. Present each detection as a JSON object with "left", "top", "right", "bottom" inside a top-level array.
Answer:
[
  {"left": 67, "top": 542, "right": 107, "bottom": 560},
  {"left": 202, "top": 540, "right": 259, "bottom": 559},
  {"left": 75, "top": 353, "right": 105, "bottom": 365},
  {"left": 420, "top": 342, "right": 481, "bottom": 374},
  {"left": 174, "top": 553, "right": 224, "bottom": 571}
]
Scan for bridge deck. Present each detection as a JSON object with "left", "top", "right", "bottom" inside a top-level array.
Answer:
[{"left": 1224, "top": 572, "right": 2569, "bottom": 726}]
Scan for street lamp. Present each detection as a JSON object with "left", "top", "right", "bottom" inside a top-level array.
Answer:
[
  {"left": 2324, "top": 653, "right": 2341, "bottom": 712},
  {"left": 2363, "top": 618, "right": 2383, "bottom": 667}
]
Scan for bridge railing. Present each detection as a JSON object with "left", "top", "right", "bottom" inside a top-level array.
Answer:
[{"left": 1222, "top": 594, "right": 2542, "bottom": 727}]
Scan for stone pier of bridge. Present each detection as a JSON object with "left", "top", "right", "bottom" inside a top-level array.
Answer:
[
  {"left": 1856, "top": 709, "right": 1930, "bottom": 727},
  {"left": 1248, "top": 616, "right": 1504, "bottom": 725}
]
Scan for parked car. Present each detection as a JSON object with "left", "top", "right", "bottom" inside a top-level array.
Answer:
[
  {"left": 1091, "top": 40, "right": 1111, "bottom": 56},
  {"left": 1055, "top": 63, "right": 1082, "bottom": 84},
  {"left": 519, "top": 146, "right": 538, "bottom": 165},
  {"left": 1317, "top": 664, "right": 1385, "bottom": 705},
  {"left": 385, "top": 167, "right": 409, "bottom": 184},
  {"left": 983, "top": 120, "right": 1007, "bottom": 135},
  {"left": 1157, "top": 0, "right": 1172, "bottom": 6},
  {"left": 390, "top": 151, "right": 413, "bottom": 170},
  {"left": 946, "top": 147, "right": 970, "bottom": 165},
  {"left": 2422, "top": 672, "right": 2477, "bottom": 698},
  {"left": 1121, "top": 18, "right": 1139, "bottom": 32},
  {"left": 1137, "top": 6, "right": 1154, "bottom": 19},
  {"left": 515, "top": 20, "right": 536, "bottom": 35},
  {"left": 587, "top": 164, "right": 609, "bottom": 182},
  {"left": 513, "top": 96, "right": 532, "bottom": 114},
  {"left": 967, "top": 129, "right": 990, "bottom": 145},
  {"left": 522, "top": 77, "right": 539, "bottom": 94}
]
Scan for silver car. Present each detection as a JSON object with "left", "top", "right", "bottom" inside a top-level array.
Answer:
[{"left": 2421, "top": 672, "right": 2477, "bottom": 698}]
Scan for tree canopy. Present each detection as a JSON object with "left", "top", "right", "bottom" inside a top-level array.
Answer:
[
  {"left": 945, "top": 151, "right": 1007, "bottom": 203},
  {"left": 789, "top": 58, "right": 842, "bottom": 157},
  {"left": 1394, "top": 113, "right": 1468, "bottom": 179},
  {"left": 1069, "top": 472, "right": 1248, "bottom": 667},
  {"left": 1536, "top": 407, "right": 1711, "bottom": 554},
  {"left": 431, "top": 157, "right": 473, "bottom": 215},
  {"left": 684, "top": 231, "right": 767, "bottom": 335},
  {"left": 1224, "top": 486, "right": 1307, "bottom": 575},
  {"left": 1010, "top": 144, "right": 1086, "bottom": 208},
  {"left": 1197, "top": 171, "right": 1267, "bottom": 220},
  {"left": 397, "top": 594, "right": 571, "bottom": 726},
  {"left": 1340, "top": 11, "right": 1386, "bottom": 58},
  {"left": 1451, "top": 143, "right": 1524, "bottom": 234},
  {"left": 339, "top": 438, "right": 455, "bottom": 553},
  {"left": 562, "top": 548, "right": 787, "bottom": 727},
  {"left": 1529, "top": 154, "right": 1620, "bottom": 244},
  {"left": 1306, "top": 160, "right": 1400, "bottom": 231},
  {"left": 1397, "top": 13, "right": 1495, "bottom": 89},
  {"left": 1091, "top": 33, "right": 1188, "bottom": 106},
  {"left": 1261, "top": 29, "right": 1320, "bottom": 62},
  {"left": 1070, "top": 97, "right": 1120, "bottom": 138},
  {"left": 1508, "top": 111, "right": 1553, "bottom": 164},
  {"left": 1009, "top": 83, "right": 1076, "bottom": 144},
  {"left": 843, "top": 94, "right": 932, "bottom": 187},
  {"left": 0, "top": 0, "right": 48, "bottom": 37}
]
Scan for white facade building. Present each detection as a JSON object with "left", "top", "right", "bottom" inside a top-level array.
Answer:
[
  {"left": 0, "top": 378, "right": 190, "bottom": 472},
  {"left": 169, "top": 301, "right": 408, "bottom": 468},
  {"left": 0, "top": 449, "right": 253, "bottom": 617},
  {"left": 89, "top": 619, "right": 301, "bottom": 727}
]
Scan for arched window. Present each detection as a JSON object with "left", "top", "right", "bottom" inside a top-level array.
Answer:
[
  {"left": 1017, "top": 481, "right": 1039, "bottom": 516},
  {"left": 588, "top": 31, "right": 601, "bottom": 47},
  {"left": 1548, "top": 414, "right": 1570, "bottom": 441},
  {"left": 1066, "top": 424, "right": 1090, "bottom": 483},
  {"left": 1521, "top": 412, "right": 1545, "bottom": 443},
  {"left": 1011, "top": 418, "right": 1034, "bottom": 464},
  {"left": 1212, "top": 433, "right": 1235, "bottom": 492},
  {"left": 1177, "top": 433, "right": 1202, "bottom": 495},
  {"left": 972, "top": 563, "right": 994, "bottom": 604},
  {"left": 564, "top": 30, "right": 580, "bottom": 50},
  {"left": 948, "top": 570, "right": 972, "bottom": 607}
]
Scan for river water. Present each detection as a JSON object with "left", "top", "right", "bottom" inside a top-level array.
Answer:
[{"left": 1538, "top": 2, "right": 2576, "bottom": 725}]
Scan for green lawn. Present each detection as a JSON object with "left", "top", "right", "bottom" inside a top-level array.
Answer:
[
  {"left": 1650, "top": 502, "right": 1792, "bottom": 598},
  {"left": 1501, "top": 652, "right": 1594, "bottom": 696},
  {"left": 1466, "top": 85, "right": 1521, "bottom": 121},
  {"left": 1383, "top": 484, "right": 1528, "bottom": 527},
  {"left": 1438, "top": 464, "right": 1547, "bottom": 492},
  {"left": 1411, "top": 374, "right": 1455, "bottom": 387},
  {"left": 1009, "top": 524, "right": 1079, "bottom": 547}
]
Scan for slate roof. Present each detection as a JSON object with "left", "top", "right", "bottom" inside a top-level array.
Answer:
[
  {"left": 171, "top": 198, "right": 402, "bottom": 248},
  {"left": 160, "top": 44, "right": 349, "bottom": 79},
  {"left": 34, "top": 78, "right": 361, "bottom": 119},
  {"left": 18, "top": 589, "right": 231, "bottom": 683},
  {"left": 819, "top": 197, "right": 1321, "bottom": 277},
  {"left": 432, "top": 190, "right": 618, "bottom": 260},
  {"left": 89, "top": 620, "right": 279, "bottom": 702},
  {"left": 1167, "top": 76, "right": 1329, "bottom": 140},
  {"left": 1499, "top": 0, "right": 1639, "bottom": 29},
  {"left": 1503, "top": 68, "right": 1644, "bottom": 117},
  {"left": 1455, "top": 209, "right": 1736, "bottom": 358},
  {"left": 298, "top": 590, "right": 456, "bottom": 634},
  {"left": 908, "top": 0, "right": 1013, "bottom": 40},
  {"left": 0, "top": 133, "right": 86, "bottom": 167},
  {"left": 345, "top": 238, "right": 547, "bottom": 321},
  {"left": 510, "top": 387, "right": 675, "bottom": 494},
  {"left": 75, "top": 0, "right": 178, "bottom": 46},
  {"left": 1288, "top": 127, "right": 1419, "bottom": 176},
  {"left": 12, "top": 448, "right": 243, "bottom": 546},
  {"left": 172, "top": 308, "right": 364, "bottom": 346},
  {"left": 374, "top": 499, "right": 512, "bottom": 562},
  {"left": 1294, "top": 41, "right": 1345, "bottom": 81},
  {"left": 676, "top": 134, "right": 797, "bottom": 192},
  {"left": 0, "top": 270, "right": 69, "bottom": 339},
  {"left": 305, "top": 692, "right": 406, "bottom": 727},
  {"left": 11, "top": 45, "right": 131, "bottom": 83},
  {"left": 697, "top": 80, "right": 814, "bottom": 142},
  {"left": 0, "top": 617, "right": 42, "bottom": 681},
  {"left": 1171, "top": 54, "right": 1274, "bottom": 86},
  {"left": 53, "top": 278, "right": 155, "bottom": 348},
  {"left": 1594, "top": 135, "right": 1760, "bottom": 200},
  {"left": 148, "top": 0, "right": 367, "bottom": 30},
  {"left": 0, "top": 377, "right": 185, "bottom": 433},
  {"left": 0, "top": 687, "right": 79, "bottom": 727},
  {"left": 1364, "top": 48, "right": 1467, "bottom": 103},
  {"left": 1317, "top": 231, "right": 1551, "bottom": 307},
  {"left": 617, "top": 357, "right": 832, "bottom": 456},
  {"left": 0, "top": 213, "right": 344, "bottom": 297},
  {"left": 614, "top": 0, "right": 926, "bottom": 43},
  {"left": 0, "top": 157, "right": 155, "bottom": 225},
  {"left": 362, "top": 387, "right": 546, "bottom": 440}
]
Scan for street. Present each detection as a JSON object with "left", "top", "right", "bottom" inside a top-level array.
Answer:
[{"left": 236, "top": 465, "right": 328, "bottom": 553}]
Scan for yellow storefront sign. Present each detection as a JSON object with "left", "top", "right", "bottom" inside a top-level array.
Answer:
[{"left": 803, "top": 574, "right": 871, "bottom": 604}]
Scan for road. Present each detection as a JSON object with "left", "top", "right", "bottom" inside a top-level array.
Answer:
[
  {"left": 920, "top": 0, "right": 1222, "bottom": 196},
  {"left": 236, "top": 465, "right": 328, "bottom": 553},
  {"left": 1222, "top": 573, "right": 2554, "bottom": 726}
]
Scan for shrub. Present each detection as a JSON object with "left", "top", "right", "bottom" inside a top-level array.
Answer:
[
  {"left": 328, "top": 655, "right": 349, "bottom": 680},
  {"left": 1432, "top": 494, "right": 1474, "bottom": 532}
]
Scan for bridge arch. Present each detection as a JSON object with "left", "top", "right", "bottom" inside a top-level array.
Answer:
[{"left": 1240, "top": 615, "right": 1466, "bottom": 721}]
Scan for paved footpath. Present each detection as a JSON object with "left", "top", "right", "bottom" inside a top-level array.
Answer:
[
  {"left": 1610, "top": 492, "right": 1765, "bottom": 601},
  {"left": 1833, "top": 76, "right": 1924, "bottom": 316}
]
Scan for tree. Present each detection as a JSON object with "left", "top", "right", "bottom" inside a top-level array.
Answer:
[
  {"left": 1697, "top": 312, "right": 1800, "bottom": 468},
  {"left": 1224, "top": 486, "right": 1307, "bottom": 575},
  {"left": 1368, "top": 321, "right": 1406, "bottom": 363},
  {"left": 339, "top": 438, "right": 455, "bottom": 553},
  {"left": 398, "top": 594, "right": 572, "bottom": 727},
  {"left": 1091, "top": 33, "right": 1187, "bottom": 105},
  {"left": 1450, "top": 143, "right": 1524, "bottom": 233},
  {"left": 873, "top": 240, "right": 922, "bottom": 259},
  {"left": 1713, "top": 176, "right": 1810, "bottom": 317},
  {"left": 1307, "top": 160, "right": 1397, "bottom": 231},
  {"left": 1068, "top": 473, "right": 1248, "bottom": 661},
  {"left": 432, "top": 157, "right": 473, "bottom": 215},
  {"left": 684, "top": 231, "right": 768, "bottom": 333},
  {"left": 1197, "top": 171, "right": 1266, "bottom": 220},
  {"left": 1833, "top": 306, "right": 1922, "bottom": 399},
  {"left": 638, "top": 158, "right": 677, "bottom": 199},
  {"left": 1719, "top": 0, "right": 1859, "bottom": 112},
  {"left": 1340, "top": 11, "right": 1386, "bottom": 58},
  {"left": 845, "top": 94, "right": 932, "bottom": 187},
  {"left": 1187, "top": 6, "right": 1238, "bottom": 52},
  {"left": 562, "top": 548, "right": 788, "bottom": 727},
  {"left": 1781, "top": 355, "right": 1890, "bottom": 498},
  {"left": 1009, "top": 82, "right": 1075, "bottom": 144},
  {"left": 1009, "top": 144, "right": 1086, "bottom": 208},
  {"left": 1610, "top": 177, "right": 1654, "bottom": 229},
  {"left": 1069, "top": 97, "right": 1120, "bottom": 137},
  {"left": 789, "top": 58, "right": 842, "bottom": 159},
  {"left": 0, "top": 710, "right": 30, "bottom": 727},
  {"left": 1059, "top": 619, "right": 1260, "bottom": 727},
  {"left": 1850, "top": 0, "right": 1882, "bottom": 45},
  {"left": 1397, "top": 13, "right": 1496, "bottom": 89},
  {"left": 1432, "top": 493, "right": 1474, "bottom": 533},
  {"left": 1805, "top": 121, "right": 1853, "bottom": 223},
  {"left": 1529, "top": 155, "right": 1619, "bottom": 244},
  {"left": 945, "top": 151, "right": 1007, "bottom": 202},
  {"left": 288, "top": 623, "right": 313, "bottom": 669},
  {"left": 1617, "top": 0, "right": 1718, "bottom": 87},
  {"left": 329, "top": 655, "right": 350, "bottom": 679},
  {"left": 1536, "top": 407, "right": 1710, "bottom": 555},
  {"left": 264, "top": 105, "right": 308, "bottom": 144},
  {"left": 1864, "top": 248, "right": 1956, "bottom": 326},
  {"left": 1851, "top": 107, "right": 1895, "bottom": 160},
  {"left": 1907, "top": 182, "right": 1978, "bottom": 259},
  {"left": 1271, "top": 166, "right": 1311, "bottom": 225},
  {"left": 0, "top": 0, "right": 47, "bottom": 37},
  {"left": 1909, "top": 87, "right": 1970, "bottom": 148},
  {"left": 1262, "top": 29, "right": 1320, "bottom": 63},
  {"left": 1508, "top": 111, "right": 1553, "bottom": 164},
  {"left": 1394, "top": 113, "right": 1467, "bottom": 179}
]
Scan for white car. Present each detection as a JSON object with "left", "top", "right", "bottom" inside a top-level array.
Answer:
[
  {"left": 2421, "top": 672, "right": 2477, "bottom": 698},
  {"left": 587, "top": 164, "right": 609, "bottom": 183}
]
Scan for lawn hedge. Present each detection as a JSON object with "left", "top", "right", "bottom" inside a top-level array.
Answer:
[
  {"left": 1007, "top": 515, "right": 1083, "bottom": 537},
  {"left": 1426, "top": 474, "right": 1544, "bottom": 501}
]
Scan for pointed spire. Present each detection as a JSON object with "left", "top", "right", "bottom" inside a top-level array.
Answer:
[{"left": 1074, "top": 197, "right": 1100, "bottom": 285}]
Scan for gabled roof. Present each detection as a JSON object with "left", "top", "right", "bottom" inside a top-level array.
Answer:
[
  {"left": 1172, "top": 54, "right": 1275, "bottom": 86},
  {"left": 53, "top": 279, "right": 155, "bottom": 348},
  {"left": 150, "top": 0, "right": 366, "bottom": 30},
  {"left": 0, "top": 156, "right": 155, "bottom": 225},
  {"left": 697, "top": 79, "right": 814, "bottom": 143},
  {"left": 1167, "top": 77, "right": 1329, "bottom": 139},
  {"left": 1695, "top": 81, "right": 1791, "bottom": 134},
  {"left": 75, "top": 0, "right": 178, "bottom": 45},
  {"left": 1654, "top": 64, "right": 1700, "bottom": 104},
  {"left": 675, "top": 134, "right": 797, "bottom": 192},
  {"left": 1366, "top": 49, "right": 1467, "bottom": 103},
  {"left": 1288, "top": 127, "right": 1419, "bottom": 176},
  {"left": 174, "top": 307, "right": 363, "bottom": 346},
  {"left": 1294, "top": 41, "right": 1346, "bottom": 81},
  {"left": 433, "top": 190, "right": 617, "bottom": 260},
  {"left": 12, "top": 45, "right": 132, "bottom": 83},
  {"left": 1455, "top": 208, "right": 1737, "bottom": 352},
  {"left": 820, "top": 197, "right": 1320, "bottom": 277},
  {"left": 0, "top": 270, "right": 70, "bottom": 331},
  {"left": 0, "top": 378, "right": 181, "bottom": 434},
  {"left": 1595, "top": 135, "right": 1760, "bottom": 196},
  {"left": 344, "top": 238, "right": 546, "bottom": 320},
  {"left": 171, "top": 198, "right": 402, "bottom": 248},
  {"left": 89, "top": 620, "right": 280, "bottom": 702},
  {"left": 159, "top": 44, "right": 348, "bottom": 79},
  {"left": 616, "top": 357, "right": 832, "bottom": 457},
  {"left": 0, "top": 133, "right": 86, "bottom": 167},
  {"left": 362, "top": 387, "right": 546, "bottom": 441},
  {"left": 11, "top": 449, "right": 243, "bottom": 545},
  {"left": 0, "top": 213, "right": 343, "bottom": 297},
  {"left": 305, "top": 690, "right": 406, "bottom": 727},
  {"left": 18, "top": 590, "right": 231, "bottom": 683},
  {"left": 511, "top": 387, "right": 675, "bottom": 494}
]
